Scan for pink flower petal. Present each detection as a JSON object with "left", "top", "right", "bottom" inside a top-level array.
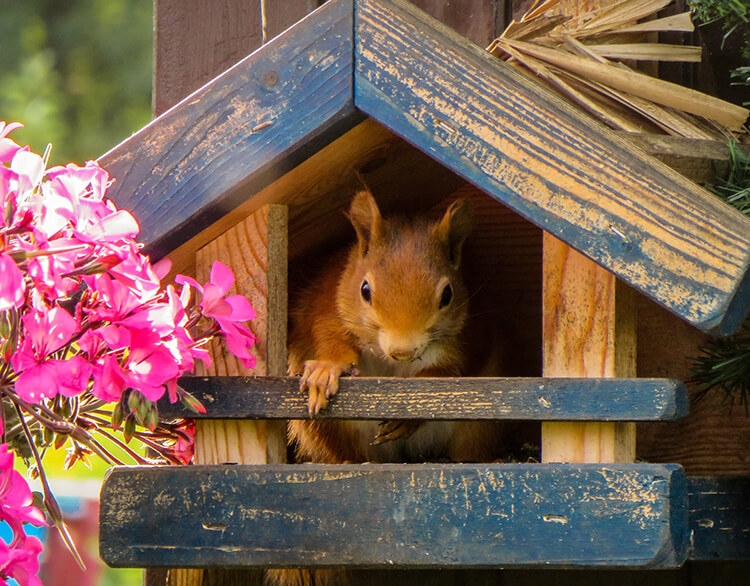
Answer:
[
  {"left": 14, "top": 363, "right": 59, "bottom": 403},
  {"left": 52, "top": 356, "right": 92, "bottom": 398},
  {"left": 225, "top": 295, "right": 256, "bottom": 321},
  {"left": 0, "top": 253, "right": 24, "bottom": 311},
  {"left": 209, "top": 261, "right": 235, "bottom": 296}
]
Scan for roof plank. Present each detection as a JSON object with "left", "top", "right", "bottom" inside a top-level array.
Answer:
[
  {"left": 99, "top": 463, "right": 688, "bottom": 569},
  {"left": 99, "top": 0, "right": 359, "bottom": 260},
  {"left": 162, "top": 376, "right": 688, "bottom": 421},
  {"left": 354, "top": 0, "right": 750, "bottom": 334}
]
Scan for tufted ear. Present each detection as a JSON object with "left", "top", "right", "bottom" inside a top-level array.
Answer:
[
  {"left": 435, "top": 198, "right": 473, "bottom": 268},
  {"left": 346, "top": 188, "right": 382, "bottom": 256}
]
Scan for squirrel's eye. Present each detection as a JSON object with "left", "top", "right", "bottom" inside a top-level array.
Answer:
[
  {"left": 439, "top": 283, "right": 453, "bottom": 309},
  {"left": 361, "top": 280, "right": 372, "bottom": 304}
]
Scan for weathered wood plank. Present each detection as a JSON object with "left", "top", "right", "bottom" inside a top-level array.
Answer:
[
  {"left": 100, "top": 0, "right": 358, "bottom": 260},
  {"left": 99, "top": 463, "right": 688, "bottom": 569},
  {"left": 541, "top": 235, "right": 636, "bottom": 465},
  {"left": 619, "top": 134, "right": 750, "bottom": 185},
  {"left": 353, "top": 0, "right": 750, "bottom": 334},
  {"left": 689, "top": 476, "right": 750, "bottom": 561},
  {"left": 153, "top": 0, "right": 263, "bottom": 117},
  {"left": 161, "top": 376, "right": 688, "bottom": 420},
  {"left": 408, "top": 0, "right": 504, "bottom": 47}
]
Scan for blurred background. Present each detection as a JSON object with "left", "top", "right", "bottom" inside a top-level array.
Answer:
[
  {"left": 1, "top": 1, "right": 152, "bottom": 584},
  {"left": 0, "top": 0, "right": 152, "bottom": 166}
]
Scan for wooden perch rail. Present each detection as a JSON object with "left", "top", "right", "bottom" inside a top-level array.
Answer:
[
  {"left": 99, "top": 463, "right": 689, "bottom": 569},
  {"left": 163, "top": 376, "right": 688, "bottom": 421}
]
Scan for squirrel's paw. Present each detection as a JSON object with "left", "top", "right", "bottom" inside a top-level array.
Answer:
[
  {"left": 372, "top": 420, "right": 423, "bottom": 445},
  {"left": 300, "top": 360, "right": 347, "bottom": 415}
]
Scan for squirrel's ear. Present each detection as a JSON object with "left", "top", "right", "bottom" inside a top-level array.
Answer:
[
  {"left": 346, "top": 189, "right": 382, "bottom": 255},
  {"left": 436, "top": 198, "right": 472, "bottom": 267}
]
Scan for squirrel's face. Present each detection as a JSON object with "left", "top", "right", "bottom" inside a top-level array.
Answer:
[{"left": 337, "top": 190, "right": 472, "bottom": 368}]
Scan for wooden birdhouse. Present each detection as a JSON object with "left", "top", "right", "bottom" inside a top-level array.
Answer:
[{"left": 98, "top": 0, "right": 750, "bottom": 584}]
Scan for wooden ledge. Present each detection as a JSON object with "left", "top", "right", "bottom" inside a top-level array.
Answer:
[
  {"left": 99, "top": 463, "right": 688, "bottom": 569},
  {"left": 160, "top": 376, "right": 688, "bottom": 421}
]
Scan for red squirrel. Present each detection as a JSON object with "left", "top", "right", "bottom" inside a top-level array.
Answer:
[{"left": 287, "top": 189, "right": 506, "bottom": 464}]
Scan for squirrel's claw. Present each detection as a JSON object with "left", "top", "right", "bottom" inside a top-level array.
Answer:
[
  {"left": 301, "top": 360, "right": 346, "bottom": 415},
  {"left": 372, "top": 420, "right": 423, "bottom": 445}
]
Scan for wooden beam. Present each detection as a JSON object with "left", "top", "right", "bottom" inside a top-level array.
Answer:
[
  {"left": 619, "top": 133, "right": 750, "bottom": 185},
  {"left": 163, "top": 376, "right": 688, "bottom": 421},
  {"left": 353, "top": 0, "right": 750, "bottom": 334},
  {"left": 541, "top": 238, "right": 637, "bottom": 464},
  {"left": 99, "top": 463, "right": 689, "bottom": 569},
  {"left": 100, "top": 0, "right": 358, "bottom": 261}
]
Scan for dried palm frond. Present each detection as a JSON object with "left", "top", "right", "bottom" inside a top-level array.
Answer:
[{"left": 487, "top": 0, "right": 749, "bottom": 139}]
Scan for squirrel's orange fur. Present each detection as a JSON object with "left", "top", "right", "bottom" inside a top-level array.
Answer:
[{"left": 287, "top": 189, "right": 506, "bottom": 464}]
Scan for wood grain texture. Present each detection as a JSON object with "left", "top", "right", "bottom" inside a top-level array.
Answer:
[
  {"left": 689, "top": 476, "right": 750, "bottom": 561},
  {"left": 408, "top": 0, "right": 504, "bottom": 47},
  {"left": 153, "top": 0, "right": 263, "bottom": 116},
  {"left": 99, "top": 463, "right": 689, "bottom": 569},
  {"left": 541, "top": 235, "right": 637, "bottom": 464},
  {"left": 260, "top": 0, "right": 319, "bottom": 44},
  {"left": 101, "top": 0, "right": 357, "bottom": 261},
  {"left": 353, "top": 0, "right": 750, "bottom": 334},
  {"left": 162, "top": 376, "right": 687, "bottom": 421}
]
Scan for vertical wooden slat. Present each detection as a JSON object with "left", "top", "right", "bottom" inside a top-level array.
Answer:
[
  {"left": 539, "top": 0, "right": 636, "bottom": 467},
  {"left": 541, "top": 237, "right": 636, "bottom": 464},
  {"left": 261, "top": 0, "right": 320, "bottom": 43},
  {"left": 154, "top": 0, "right": 319, "bottom": 116},
  {"left": 408, "top": 0, "right": 505, "bottom": 47},
  {"left": 167, "top": 206, "right": 288, "bottom": 586}
]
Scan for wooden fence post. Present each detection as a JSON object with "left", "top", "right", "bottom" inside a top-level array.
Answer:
[
  {"left": 541, "top": 235, "right": 636, "bottom": 464},
  {"left": 167, "top": 205, "right": 288, "bottom": 586}
]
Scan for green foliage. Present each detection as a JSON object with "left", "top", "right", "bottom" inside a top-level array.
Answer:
[
  {"left": 0, "top": 0, "right": 152, "bottom": 166},
  {"left": 708, "top": 141, "right": 750, "bottom": 214},
  {"left": 689, "top": 0, "right": 750, "bottom": 105},
  {"left": 692, "top": 142, "right": 750, "bottom": 408}
]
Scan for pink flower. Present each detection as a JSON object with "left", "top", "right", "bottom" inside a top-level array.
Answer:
[
  {"left": 11, "top": 305, "right": 83, "bottom": 403},
  {"left": 92, "top": 354, "right": 127, "bottom": 402},
  {"left": 85, "top": 273, "right": 144, "bottom": 322},
  {"left": 176, "top": 261, "right": 257, "bottom": 369},
  {"left": 124, "top": 329, "right": 179, "bottom": 401},
  {"left": 0, "top": 253, "right": 24, "bottom": 312},
  {"left": 0, "top": 122, "right": 23, "bottom": 164},
  {"left": 0, "top": 535, "right": 43, "bottom": 586},
  {"left": 0, "top": 444, "right": 45, "bottom": 586}
]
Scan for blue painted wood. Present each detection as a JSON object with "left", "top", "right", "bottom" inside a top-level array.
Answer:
[
  {"left": 163, "top": 376, "right": 688, "bottom": 421},
  {"left": 689, "top": 476, "right": 750, "bottom": 560},
  {"left": 99, "top": 463, "right": 689, "bottom": 569},
  {"left": 99, "top": 0, "right": 359, "bottom": 260},
  {"left": 353, "top": 0, "right": 750, "bottom": 335}
]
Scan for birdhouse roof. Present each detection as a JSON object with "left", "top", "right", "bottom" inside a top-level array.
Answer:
[{"left": 99, "top": 0, "right": 750, "bottom": 335}]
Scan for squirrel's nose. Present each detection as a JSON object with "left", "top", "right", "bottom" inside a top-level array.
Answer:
[
  {"left": 380, "top": 332, "right": 427, "bottom": 362},
  {"left": 388, "top": 348, "right": 420, "bottom": 362}
]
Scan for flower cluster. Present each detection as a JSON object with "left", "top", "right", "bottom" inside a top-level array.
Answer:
[
  {"left": 0, "top": 445, "right": 45, "bottom": 586},
  {"left": 0, "top": 122, "right": 258, "bottom": 584}
]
